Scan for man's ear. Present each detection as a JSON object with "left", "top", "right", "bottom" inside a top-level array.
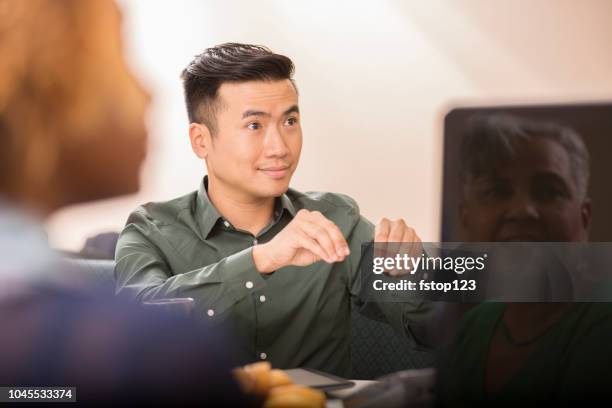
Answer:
[{"left": 189, "top": 123, "right": 212, "bottom": 159}]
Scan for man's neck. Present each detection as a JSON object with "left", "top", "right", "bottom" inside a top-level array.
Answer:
[{"left": 207, "top": 179, "right": 275, "bottom": 236}]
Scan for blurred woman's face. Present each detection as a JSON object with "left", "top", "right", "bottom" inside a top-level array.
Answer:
[
  {"left": 56, "top": 0, "right": 150, "bottom": 205},
  {"left": 460, "top": 138, "right": 591, "bottom": 242}
]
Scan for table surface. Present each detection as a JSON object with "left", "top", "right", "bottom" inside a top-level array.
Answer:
[{"left": 326, "top": 380, "right": 377, "bottom": 408}]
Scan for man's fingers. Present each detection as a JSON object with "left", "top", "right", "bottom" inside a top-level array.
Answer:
[
  {"left": 374, "top": 218, "right": 391, "bottom": 242},
  {"left": 374, "top": 218, "right": 390, "bottom": 260},
  {"left": 375, "top": 218, "right": 423, "bottom": 275},
  {"left": 297, "top": 235, "right": 327, "bottom": 264},
  {"left": 387, "top": 219, "right": 407, "bottom": 259},
  {"left": 388, "top": 219, "right": 406, "bottom": 242},
  {"left": 310, "top": 211, "right": 349, "bottom": 258},
  {"left": 400, "top": 225, "right": 419, "bottom": 245},
  {"left": 402, "top": 227, "right": 424, "bottom": 260},
  {"left": 293, "top": 209, "right": 348, "bottom": 263},
  {"left": 298, "top": 221, "right": 339, "bottom": 262}
]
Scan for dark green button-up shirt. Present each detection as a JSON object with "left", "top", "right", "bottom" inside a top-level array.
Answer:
[{"left": 115, "top": 178, "right": 431, "bottom": 377}]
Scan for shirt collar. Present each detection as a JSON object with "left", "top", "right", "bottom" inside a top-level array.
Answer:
[
  {"left": 279, "top": 193, "right": 297, "bottom": 218},
  {"left": 195, "top": 177, "right": 223, "bottom": 240},
  {"left": 195, "top": 176, "right": 297, "bottom": 239}
]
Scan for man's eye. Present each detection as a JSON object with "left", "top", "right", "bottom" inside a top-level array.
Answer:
[
  {"left": 247, "top": 122, "right": 261, "bottom": 130},
  {"left": 284, "top": 117, "right": 298, "bottom": 126}
]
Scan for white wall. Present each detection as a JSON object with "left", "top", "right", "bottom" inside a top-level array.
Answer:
[{"left": 46, "top": 0, "right": 612, "bottom": 251}]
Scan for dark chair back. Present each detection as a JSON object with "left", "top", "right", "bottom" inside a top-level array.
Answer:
[{"left": 350, "top": 311, "right": 434, "bottom": 380}]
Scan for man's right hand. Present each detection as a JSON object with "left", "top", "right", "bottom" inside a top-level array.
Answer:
[{"left": 252, "top": 209, "right": 350, "bottom": 274}]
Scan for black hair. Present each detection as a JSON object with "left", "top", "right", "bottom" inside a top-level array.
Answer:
[{"left": 180, "top": 43, "right": 295, "bottom": 134}]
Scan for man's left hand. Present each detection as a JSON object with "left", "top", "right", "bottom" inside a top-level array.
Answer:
[{"left": 374, "top": 218, "right": 423, "bottom": 276}]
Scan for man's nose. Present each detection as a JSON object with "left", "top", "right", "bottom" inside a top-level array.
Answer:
[
  {"left": 505, "top": 190, "right": 540, "bottom": 221},
  {"left": 263, "top": 125, "right": 289, "bottom": 157}
]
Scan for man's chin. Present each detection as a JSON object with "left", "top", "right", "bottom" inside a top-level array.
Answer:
[{"left": 253, "top": 180, "right": 291, "bottom": 198}]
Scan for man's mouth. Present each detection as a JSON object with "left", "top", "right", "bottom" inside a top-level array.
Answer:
[{"left": 258, "top": 166, "right": 289, "bottom": 179}]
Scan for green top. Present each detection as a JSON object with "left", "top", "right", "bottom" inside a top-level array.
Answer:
[
  {"left": 438, "top": 302, "right": 612, "bottom": 405},
  {"left": 115, "top": 177, "right": 431, "bottom": 377}
]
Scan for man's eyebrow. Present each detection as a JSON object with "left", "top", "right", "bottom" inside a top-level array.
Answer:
[
  {"left": 241, "top": 105, "right": 300, "bottom": 119},
  {"left": 284, "top": 105, "right": 299, "bottom": 115},
  {"left": 242, "top": 110, "right": 269, "bottom": 119}
]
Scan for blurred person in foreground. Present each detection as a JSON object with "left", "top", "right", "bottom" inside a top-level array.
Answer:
[
  {"left": 114, "top": 43, "right": 432, "bottom": 377},
  {"left": 437, "top": 114, "right": 612, "bottom": 405},
  {"left": 0, "top": 0, "right": 244, "bottom": 404}
]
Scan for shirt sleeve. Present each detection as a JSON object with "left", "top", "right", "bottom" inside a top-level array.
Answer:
[
  {"left": 114, "top": 211, "right": 265, "bottom": 320},
  {"left": 345, "top": 214, "right": 435, "bottom": 349}
]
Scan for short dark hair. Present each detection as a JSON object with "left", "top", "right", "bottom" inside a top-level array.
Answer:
[
  {"left": 180, "top": 43, "right": 296, "bottom": 134},
  {"left": 460, "top": 114, "right": 590, "bottom": 199}
]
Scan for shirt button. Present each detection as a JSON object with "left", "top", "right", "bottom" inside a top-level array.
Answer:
[
  {"left": 260, "top": 352, "right": 267, "bottom": 360},
  {"left": 253, "top": 238, "right": 258, "bottom": 245},
  {"left": 207, "top": 309, "right": 215, "bottom": 317},
  {"left": 223, "top": 220, "right": 230, "bottom": 228},
  {"left": 259, "top": 295, "right": 266, "bottom": 303},
  {"left": 245, "top": 281, "right": 254, "bottom": 289}
]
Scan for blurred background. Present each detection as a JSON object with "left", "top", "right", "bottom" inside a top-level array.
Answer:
[{"left": 45, "top": 0, "right": 612, "bottom": 252}]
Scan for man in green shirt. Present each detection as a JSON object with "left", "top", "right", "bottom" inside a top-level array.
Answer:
[{"left": 115, "top": 43, "right": 431, "bottom": 377}]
